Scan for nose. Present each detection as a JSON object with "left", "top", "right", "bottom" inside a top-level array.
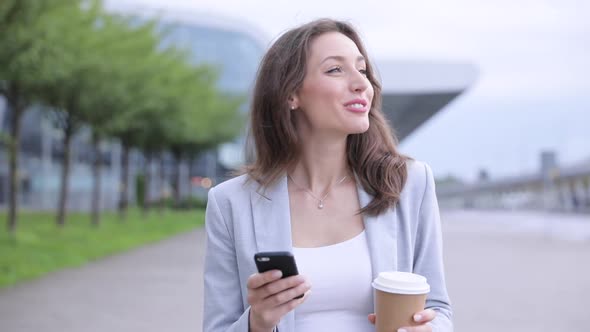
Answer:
[{"left": 349, "top": 70, "right": 370, "bottom": 93}]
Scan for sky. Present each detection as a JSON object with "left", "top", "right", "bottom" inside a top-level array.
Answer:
[{"left": 112, "top": 0, "right": 589, "bottom": 181}]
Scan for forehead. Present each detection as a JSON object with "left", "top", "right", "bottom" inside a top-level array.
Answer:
[{"left": 307, "top": 32, "right": 364, "bottom": 63}]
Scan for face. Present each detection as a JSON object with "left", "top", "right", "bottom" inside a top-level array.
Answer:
[{"left": 291, "top": 32, "right": 374, "bottom": 136}]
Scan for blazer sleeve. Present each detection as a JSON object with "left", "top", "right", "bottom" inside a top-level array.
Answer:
[
  {"left": 203, "top": 187, "right": 251, "bottom": 332},
  {"left": 412, "top": 163, "right": 454, "bottom": 332}
]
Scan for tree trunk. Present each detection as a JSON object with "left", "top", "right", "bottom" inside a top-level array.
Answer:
[
  {"left": 56, "top": 118, "right": 73, "bottom": 227},
  {"left": 142, "top": 152, "right": 152, "bottom": 217},
  {"left": 187, "top": 155, "right": 194, "bottom": 199},
  {"left": 90, "top": 133, "right": 101, "bottom": 227},
  {"left": 158, "top": 154, "right": 166, "bottom": 214},
  {"left": 6, "top": 86, "right": 25, "bottom": 234},
  {"left": 173, "top": 153, "right": 182, "bottom": 206},
  {"left": 118, "top": 143, "right": 130, "bottom": 220}
]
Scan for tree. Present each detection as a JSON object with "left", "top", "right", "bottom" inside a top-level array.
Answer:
[
  {"left": 0, "top": 0, "right": 80, "bottom": 233},
  {"left": 81, "top": 13, "right": 162, "bottom": 225},
  {"left": 105, "top": 47, "right": 187, "bottom": 219},
  {"left": 29, "top": 1, "right": 159, "bottom": 226},
  {"left": 166, "top": 67, "right": 244, "bottom": 204},
  {"left": 33, "top": 0, "right": 110, "bottom": 227}
]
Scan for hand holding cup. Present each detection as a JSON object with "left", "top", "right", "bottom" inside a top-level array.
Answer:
[
  {"left": 368, "top": 308, "right": 437, "bottom": 332},
  {"left": 371, "top": 271, "right": 431, "bottom": 332}
]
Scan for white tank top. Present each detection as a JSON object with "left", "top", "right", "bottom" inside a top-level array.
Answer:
[{"left": 292, "top": 230, "right": 374, "bottom": 332}]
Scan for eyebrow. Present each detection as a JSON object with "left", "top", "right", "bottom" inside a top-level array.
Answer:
[{"left": 320, "top": 55, "right": 366, "bottom": 65}]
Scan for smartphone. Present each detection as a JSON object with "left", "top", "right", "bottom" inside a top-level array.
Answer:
[{"left": 254, "top": 251, "right": 303, "bottom": 299}]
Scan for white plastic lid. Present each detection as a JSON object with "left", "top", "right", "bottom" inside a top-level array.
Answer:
[{"left": 372, "top": 271, "right": 430, "bottom": 295}]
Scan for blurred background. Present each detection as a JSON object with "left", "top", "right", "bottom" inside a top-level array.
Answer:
[{"left": 1, "top": 0, "right": 588, "bottom": 332}]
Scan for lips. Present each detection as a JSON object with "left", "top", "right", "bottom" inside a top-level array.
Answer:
[{"left": 343, "top": 98, "right": 369, "bottom": 113}]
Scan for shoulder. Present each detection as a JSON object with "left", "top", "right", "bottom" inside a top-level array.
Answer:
[
  {"left": 401, "top": 159, "right": 436, "bottom": 201},
  {"left": 211, "top": 174, "right": 251, "bottom": 194},
  {"left": 206, "top": 174, "right": 255, "bottom": 228},
  {"left": 208, "top": 174, "right": 254, "bottom": 203}
]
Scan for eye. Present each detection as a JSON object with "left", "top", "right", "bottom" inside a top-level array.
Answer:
[
  {"left": 326, "top": 66, "right": 342, "bottom": 74},
  {"left": 359, "top": 69, "right": 368, "bottom": 76}
]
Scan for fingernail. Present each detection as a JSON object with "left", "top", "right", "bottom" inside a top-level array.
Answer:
[
  {"left": 273, "top": 270, "right": 282, "bottom": 278},
  {"left": 398, "top": 329, "right": 407, "bottom": 332},
  {"left": 300, "top": 290, "right": 311, "bottom": 300},
  {"left": 414, "top": 314, "right": 422, "bottom": 322}
]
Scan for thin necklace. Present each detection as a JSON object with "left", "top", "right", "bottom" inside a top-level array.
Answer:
[{"left": 287, "top": 173, "right": 348, "bottom": 209}]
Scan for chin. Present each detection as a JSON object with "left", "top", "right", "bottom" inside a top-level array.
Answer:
[{"left": 347, "top": 120, "right": 370, "bottom": 134}]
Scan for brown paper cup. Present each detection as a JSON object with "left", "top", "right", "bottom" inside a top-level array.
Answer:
[{"left": 372, "top": 271, "right": 430, "bottom": 332}]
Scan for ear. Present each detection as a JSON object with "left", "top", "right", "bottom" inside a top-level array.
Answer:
[{"left": 288, "top": 95, "right": 300, "bottom": 110}]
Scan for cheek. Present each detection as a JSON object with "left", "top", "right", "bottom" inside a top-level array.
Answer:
[
  {"left": 367, "top": 85, "right": 375, "bottom": 107},
  {"left": 300, "top": 79, "right": 341, "bottom": 109}
]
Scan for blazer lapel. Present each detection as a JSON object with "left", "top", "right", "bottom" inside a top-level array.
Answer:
[
  {"left": 250, "top": 174, "right": 293, "bottom": 254},
  {"left": 250, "top": 174, "right": 294, "bottom": 332},
  {"left": 358, "top": 184, "right": 398, "bottom": 279}
]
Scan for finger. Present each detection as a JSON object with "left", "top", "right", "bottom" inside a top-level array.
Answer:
[
  {"left": 247, "top": 270, "right": 283, "bottom": 290},
  {"left": 413, "top": 309, "right": 437, "bottom": 323},
  {"left": 262, "top": 278, "right": 311, "bottom": 307},
  {"left": 259, "top": 275, "right": 307, "bottom": 299},
  {"left": 367, "top": 313, "right": 376, "bottom": 325},
  {"left": 273, "top": 289, "right": 311, "bottom": 317}
]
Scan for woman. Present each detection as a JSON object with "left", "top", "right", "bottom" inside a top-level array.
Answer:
[{"left": 203, "top": 19, "right": 452, "bottom": 332}]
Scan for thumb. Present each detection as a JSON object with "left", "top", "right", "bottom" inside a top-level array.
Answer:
[{"left": 367, "top": 313, "right": 376, "bottom": 325}]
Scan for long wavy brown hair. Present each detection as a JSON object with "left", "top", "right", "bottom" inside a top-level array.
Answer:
[{"left": 244, "top": 18, "right": 409, "bottom": 216}]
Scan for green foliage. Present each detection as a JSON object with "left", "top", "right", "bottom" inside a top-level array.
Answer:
[
  {"left": 1, "top": 0, "right": 245, "bottom": 157},
  {"left": 0, "top": 0, "right": 80, "bottom": 94},
  {"left": 1, "top": 0, "right": 245, "bottom": 145},
  {"left": 0, "top": 209, "right": 204, "bottom": 288}
]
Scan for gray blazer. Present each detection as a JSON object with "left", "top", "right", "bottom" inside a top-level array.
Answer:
[{"left": 203, "top": 160, "right": 453, "bottom": 332}]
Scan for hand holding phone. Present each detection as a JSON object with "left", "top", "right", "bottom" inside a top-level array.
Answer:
[
  {"left": 247, "top": 251, "right": 310, "bottom": 332},
  {"left": 254, "top": 251, "right": 300, "bottom": 282}
]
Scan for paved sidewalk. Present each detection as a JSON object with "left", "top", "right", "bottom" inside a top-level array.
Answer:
[
  {"left": 0, "top": 231, "right": 206, "bottom": 332},
  {"left": 441, "top": 210, "right": 590, "bottom": 332},
  {"left": 1, "top": 210, "right": 589, "bottom": 332}
]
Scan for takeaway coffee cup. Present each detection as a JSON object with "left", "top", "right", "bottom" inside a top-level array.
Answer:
[{"left": 372, "top": 271, "right": 430, "bottom": 332}]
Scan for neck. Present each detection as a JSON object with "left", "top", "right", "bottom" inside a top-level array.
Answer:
[{"left": 289, "top": 133, "right": 350, "bottom": 193}]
